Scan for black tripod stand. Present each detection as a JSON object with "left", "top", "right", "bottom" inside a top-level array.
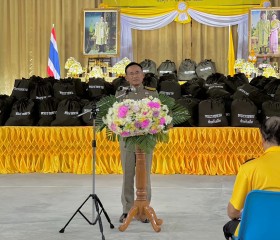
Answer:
[{"left": 59, "top": 103, "right": 114, "bottom": 240}]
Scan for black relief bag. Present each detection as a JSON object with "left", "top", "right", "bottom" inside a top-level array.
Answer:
[
  {"left": 250, "top": 76, "right": 269, "bottom": 90},
  {"left": 51, "top": 97, "right": 82, "bottom": 126},
  {"left": 111, "top": 76, "right": 129, "bottom": 93},
  {"left": 11, "top": 79, "right": 30, "bottom": 100},
  {"left": 206, "top": 87, "right": 231, "bottom": 99},
  {"left": 232, "top": 84, "right": 259, "bottom": 100},
  {"left": 231, "top": 98, "right": 260, "bottom": 127},
  {"left": 158, "top": 80, "right": 181, "bottom": 100},
  {"left": 143, "top": 73, "right": 158, "bottom": 89},
  {"left": 273, "top": 84, "right": 280, "bottom": 101},
  {"left": 0, "top": 95, "right": 12, "bottom": 126},
  {"left": 181, "top": 81, "right": 208, "bottom": 100},
  {"left": 140, "top": 59, "right": 158, "bottom": 75},
  {"left": 29, "top": 78, "right": 53, "bottom": 100},
  {"left": 53, "top": 79, "right": 77, "bottom": 101},
  {"left": 81, "top": 100, "right": 99, "bottom": 126},
  {"left": 178, "top": 59, "right": 197, "bottom": 81},
  {"left": 195, "top": 59, "right": 216, "bottom": 80},
  {"left": 37, "top": 98, "right": 58, "bottom": 126},
  {"left": 88, "top": 77, "right": 108, "bottom": 101},
  {"left": 262, "top": 100, "right": 280, "bottom": 121},
  {"left": 5, "top": 98, "right": 37, "bottom": 126},
  {"left": 198, "top": 99, "right": 228, "bottom": 127},
  {"left": 264, "top": 78, "right": 280, "bottom": 98},
  {"left": 157, "top": 60, "right": 177, "bottom": 77},
  {"left": 176, "top": 97, "right": 200, "bottom": 126},
  {"left": 227, "top": 73, "right": 249, "bottom": 92}
]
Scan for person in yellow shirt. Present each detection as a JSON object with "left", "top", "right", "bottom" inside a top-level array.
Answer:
[{"left": 223, "top": 116, "right": 280, "bottom": 239}]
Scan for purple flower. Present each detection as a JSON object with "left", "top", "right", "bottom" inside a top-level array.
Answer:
[
  {"left": 118, "top": 106, "right": 129, "bottom": 118},
  {"left": 159, "top": 117, "right": 166, "bottom": 125},
  {"left": 135, "top": 121, "right": 141, "bottom": 128},
  {"left": 148, "top": 101, "right": 160, "bottom": 109},
  {"left": 153, "top": 111, "right": 160, "bottom": 117},
  {"left": 141, "top": 119, "right": 150, "bottom": 128}
]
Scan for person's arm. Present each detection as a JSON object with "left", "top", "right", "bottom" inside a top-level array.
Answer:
[
  {"left": 227, "top": 202, "right": 242, "bottom": 220},
  {"left": 227, "top": 164, "right": 251, "bottom": 220}
]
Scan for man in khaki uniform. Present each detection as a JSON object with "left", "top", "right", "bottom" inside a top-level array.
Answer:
[{"left": 115, "top": 62, "right": 158, "bottom": 223}]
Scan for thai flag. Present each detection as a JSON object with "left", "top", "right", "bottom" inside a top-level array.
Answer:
[{"left": 47, "top": 25, "right": 60, "bottom": 79}]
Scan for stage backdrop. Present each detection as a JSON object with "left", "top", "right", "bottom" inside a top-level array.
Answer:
[
  {"left": 104, "top": 0, "right": 263, "bottom": 72},
  {"left": 1, "top": 0, "right": 280, "bottom": 95}
]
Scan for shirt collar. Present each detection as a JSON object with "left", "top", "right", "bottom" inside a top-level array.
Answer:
[{"left": 264, "top": 146, "right": 280, "bottom": 154}]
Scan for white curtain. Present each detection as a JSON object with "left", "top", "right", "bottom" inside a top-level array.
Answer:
[
  {"left": 112, "top": 9, "right": 248, "bottom": 64},
  {"left": 188, "top": 9, "right": 248, "bottom": 59},
  {"left": 113, "top": 11, "right": 178, "bottom": 63}
]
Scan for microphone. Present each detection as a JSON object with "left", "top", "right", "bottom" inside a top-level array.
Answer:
[{"left": 117, "top": 86, "right": 136, "bottom": 92}]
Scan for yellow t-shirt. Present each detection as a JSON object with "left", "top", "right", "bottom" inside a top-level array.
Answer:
[{"left": 230, "top": 146, "right": 280, "bottom": 236}]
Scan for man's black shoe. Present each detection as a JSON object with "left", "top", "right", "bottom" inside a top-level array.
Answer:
[
  {"left": 119, "top": 213, "right": 128, "bottom": 223},
  {"left": 141, "top": 218, "right": 150, "bottom": 223}
]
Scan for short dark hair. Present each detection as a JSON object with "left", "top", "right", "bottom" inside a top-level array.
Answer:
[
  {"left": 125, "top": 62, "right": 143, "bottom": 74},
  {"left": 260, "top": 116, "right": 280, "bottom": 145},
  {"left": 260, "top": 11, "right": 266, "bottom": 17}
]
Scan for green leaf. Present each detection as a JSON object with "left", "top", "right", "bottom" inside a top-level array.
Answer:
[
  {"left": 95, "top": 95, "right": 117, "bottom": 132},
  {"left": 159, "top": 94, "right": 175, "bottom": 110},
  {"left": 124, "top": 134, "right": 157, "bottom": 153},
  {"left": 159, "top": 94, "right": 190, "bottom": 125},
  {"left": 105, "top": 129, "right": 118, "bottom": 142}
]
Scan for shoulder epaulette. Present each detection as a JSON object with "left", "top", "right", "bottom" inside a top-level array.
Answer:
[
  {"left": 144, "top": 86, "right": 156, "bottom": 91},
  {"left": 243, "top": 158, "right": 255, "bottom": 165}
]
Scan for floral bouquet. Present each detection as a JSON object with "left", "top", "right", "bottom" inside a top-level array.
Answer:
[
  {"left": 96, "top": 94, "right": 189, "bottom": 153},
  {"left": 110, "top": 57, "right": 131, "bottom": 76},
  {"left": 262, "top": 65, "right": 278, "bottom": 78}
]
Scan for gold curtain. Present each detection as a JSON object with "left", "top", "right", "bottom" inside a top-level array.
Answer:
[
  {"left": 0, "top": 127, "right": 263, "bottom": 175},
  {"left": 0, "top": 0, "right": 102, "bottom": 95},
  {"left": 1, "top": 0, "right": 280, "bottom": 95}
]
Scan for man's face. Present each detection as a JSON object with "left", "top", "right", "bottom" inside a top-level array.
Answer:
[
  {"left": 100, "top": 16, "right": 104, "bottom": 22},
  {"left": 125, "top": 65, "right": 144, "bottom": 87},
  {"left": 261, "top": 13, "right": 266, "bottom": 20}
]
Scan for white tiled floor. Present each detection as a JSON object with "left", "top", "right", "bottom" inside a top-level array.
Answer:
[{"left": 0, "top": 174, "right": 235, "bottom": 240}]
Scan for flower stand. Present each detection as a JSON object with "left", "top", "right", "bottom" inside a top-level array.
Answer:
[{"left": 118, "top": 146, "right": 163, "bottom": 232}]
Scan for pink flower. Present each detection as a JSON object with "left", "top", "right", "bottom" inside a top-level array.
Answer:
[
  {"left": 110, "top": 123, "right": 117, "bottom": 131},
  {"left": 118, "top": 106, "right": 129, "bottom": 118},
  {"left": 148, "top": 101, "right": 160, "bottom": 109},
  {"left": 149, "top": 129, "right": 158, "bottom": 134},
  {"left": 159, "top": 117, "right": 166, "bottom": 125},
  {"left": 141, "top": 119, "right": 150, "bottom": 128},
  {"left": 121, "top": 131, "right": 130, "bottom": 137}
]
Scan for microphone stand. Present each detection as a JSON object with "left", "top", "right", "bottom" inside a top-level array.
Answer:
[{"left": 59, "top": 102, "right": 114, "bottom": 240}]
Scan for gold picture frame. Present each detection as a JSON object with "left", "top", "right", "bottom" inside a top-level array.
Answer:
[
  {"left": 82, "top": 8, "right": 120, "bottom": 57},
  {"left": 249, "top": 7, "right": 280, "bottom": 57}
]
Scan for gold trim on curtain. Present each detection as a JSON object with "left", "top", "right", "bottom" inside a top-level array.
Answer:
[{"left": 0, "top": 127, "right": 263, "bottom": 175}]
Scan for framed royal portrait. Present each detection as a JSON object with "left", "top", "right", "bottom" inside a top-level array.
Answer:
[
  {"left": 82, "top": 8, "right": 120, "bottom": 57},
  {"left": 249, "top": 7, "right": 280, "bottom": 57}
]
